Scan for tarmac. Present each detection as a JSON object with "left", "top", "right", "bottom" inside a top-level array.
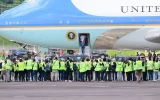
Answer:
[{"left": 0, "top": 81, "right": 160, "bottom": 100}]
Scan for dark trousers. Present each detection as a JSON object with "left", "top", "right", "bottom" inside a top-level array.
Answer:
[
  {"left": 122, "top": 71, "right": 125, "bottom": 81},
  {"left": 24, "top": 70, "right": 27, "bottom": 81},
  {"left": 27, "top": 70, "right": 33, "bottom": 81},
  {"left": 0, "top": 71, "right": 4, "bottom": 80},
  {"left": 81, "top": 46, "right": 85, "bottom": 55},
  {"left": 148, "top": 70, "right": 153, "bottom": 80},
  {"left": 65, "top": 70, "right": 72, "bottom": 80},
  {"left": 40, "top": 70, "right": 44, "bottom": 81},
  {"left": 100, "top": 70, "right": 105, "bottom": 81},
  {"left": 19, "top": 71, "right": 24, "bottom": 81},
  {"left": 33, "top": 70, "right": 38, "bottom": 81},
  {"left": 143, "top": 71, "right": 147, "bottom": 81},
  {"left": 45, "top": 71, "right": 51, "bottom": 81},
  {"left": 60, "top": 70, "right": 65, "bottom": 81},
  {"left": 126, "top": 72, "right": 132, "bottom": 81},
  {"left": 132, "top": 71, "right": 136, "bottom": 81},
  {"left": 86, "top": 70, "right": 91, "bottom": 81},
  {"left": 15, "top": 71, "right": 18, "bottom": 81},
  {"left": 80, "top": 72, "right": 85, "bottom": 82},
  {"left": 74, "top": 71, "right": 79, "bottom": 81},
  {"left": 95, "top": 71, "right": 100, "bottom": 81},
  {"left": 112, "top": 71, "right": 117, "bottom": 81},
  {"left": 104, "top": 71, "right": 111, "bottom": 81}
]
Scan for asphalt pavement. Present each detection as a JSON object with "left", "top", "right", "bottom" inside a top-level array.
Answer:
[{"left": 0, "top": 81, "right": 160, "bottom": 100}]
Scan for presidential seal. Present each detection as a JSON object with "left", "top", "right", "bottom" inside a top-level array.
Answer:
[{"left": 66, "top": 31, "right": 77, "bottom": 41}]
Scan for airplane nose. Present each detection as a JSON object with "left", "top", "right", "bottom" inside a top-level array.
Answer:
[{"left": 145, "top": 29, "right": 160, "bottom": 43}]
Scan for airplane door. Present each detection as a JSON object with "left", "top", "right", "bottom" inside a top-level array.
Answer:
[{"left": 78, "top": 33, "right": 91, "bottom": 57}]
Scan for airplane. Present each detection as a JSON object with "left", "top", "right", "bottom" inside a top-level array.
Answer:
[{"left": 1, "top": 0, "right": 160, "bottom": 53}]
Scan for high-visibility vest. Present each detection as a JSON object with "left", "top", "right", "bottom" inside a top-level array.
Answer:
[
  {"left": 136, "top": 60, "right": 143, "bottom": 70},
  {"left": 40, "top": 62, "right": 45, "bottom": 71},
  {"left": 27, "top": 59, "right": 33, "bottom": 70},
  {"left": 79, "top": 62, "right": 86, "bottom": 72},
  {"left": 18, "top": 62, "right": 24, "bottom": 71},
  {"left": 154, "top": 62, "right": 159, "bottom": 72},
  {"left": 14, "top": 64, "right": 18, "bottom": 72},
  {"left": 116, "top": 62, "right": 123, "bottom": 72},
  {"left": 147, "top": 61, "right": 153, "bottom": 70},
  {"left": 86, "top": 61, "right": 92, "bottom": 70},
  {"left": 103, "top": 62, "right": 110, "bottom": 72},
  {"left": 52, "top": 60, "right": 59, "bottom": 70},
  {"left": 70, "top": 62, "right": 73, "bottom": 71},
  {"left": 95, "top": 62, "right": 103, "bottom": 71},
  {"left": 60, "top": 61, "right": 66, "bottom": 70},
  {"left": 33, "top": 62, "right": 38, "bottom": 70},
  {"left": 125, "top": 64, "right": 132, "bottom": 72}
]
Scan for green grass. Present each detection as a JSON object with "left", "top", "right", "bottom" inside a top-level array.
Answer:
[
  {"left": 107, "top": 50, "right": 140, "bottom": 57},
  {"left": 0, "top": 36, "right": 18, "bottom": 46}
]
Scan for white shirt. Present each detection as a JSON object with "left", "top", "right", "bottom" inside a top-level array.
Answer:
[
  {"left": 35, "top": 56, "right": 39, "bottom": 62},
  {"left": 80, "top": 35, "right": 86, "bottom": 42}
]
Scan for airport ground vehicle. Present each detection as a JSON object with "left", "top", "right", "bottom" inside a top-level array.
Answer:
[
  {"left": 91, "top": 50, "right": 108, "bottom": 58},
  {"left": 59, "top": 54, "right": 88, "bottom": 62}
]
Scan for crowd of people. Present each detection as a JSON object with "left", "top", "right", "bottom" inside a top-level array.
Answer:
[{"left": 0, "top": 54, "right": 159, "bottom": 83}]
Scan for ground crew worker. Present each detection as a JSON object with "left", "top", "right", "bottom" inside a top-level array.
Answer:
[
  {"left": 13, "top": 61, "right": 18, "bottom": 81},
  {"left": 44, "top": 60, "right": 51, "bottom": 81},
  {"left": 69, "top": 59, "right": 74, "bottom": 81},
  {"left": 85, "top": 58, "right": 92, "bottom": 81},
  {"left": 39, "top": 60, "right": 45, "bottom": 81},
  {"left": 147, "top": 59, "right": 154, "bottom": 81},
  {"left": 79, "top": 59, "right": 86, "bottom": 82},
  {"left": 135, "top": 57, "right": 143, "bottom": 83},
  {"left": 153, "top": 58, "right": 159, "bottom": 81},
  {"left": 0, "top": 60, "right": 6, "bottom": 82},
  {"left": 65, "top": 57, "right": 71, "bottom": 82},
  {"left": 32, "top": 59, "right": 38, "bottom": 81},
  {"left": 116, "top": 58, "right": 123, "bottom": 81},
  {"left": 73, "top": 60, "right": 78, "bottom": 81},
  {"left": 18, "top": 59, "right": 25, "bottom": 81},
  {"left": 142, "top": 59, "right": 147, "bottom": 81},
  {"left": 51, "top": 57, "right": 60, "bottom": 81},
  {"left": 59, "top": 59, "right": 66, "bottom": 81},
  {"left": 104, "top": 58, "right": 111, "bottom": 81},
  {"left": 132, "top": 59, "right": 137, "bottom": 81},
  {"left": 26, "top": 57, "right": 33, "bottom": 81},
  {"left": 125, "top": 60, "right": 132, "bottom": 81},
  {"left": 6, "top": 58, "right": 11, "bottom": 82},
  {"left": 94, "top": 59, "right": 101, "bottom": 82},
  {"left": 24, "top": 58, "right": 28, "bottom": 81},
  {"left": 99, "top": 59, "right": 105, "bottom": 81}
]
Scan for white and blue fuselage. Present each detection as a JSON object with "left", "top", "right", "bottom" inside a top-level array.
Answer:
[{"left": 1, "top": 0, "right": 160, "bottom": 50}]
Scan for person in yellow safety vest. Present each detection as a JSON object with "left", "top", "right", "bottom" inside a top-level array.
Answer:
[
  {"left": 94, "top": 59, "right": 102, "bottom": 82},
  {"left": 116, "top": 58, "right": 123, "bottom": 81},
  {"left": 135, "top": 57, "right": 143, "bottom": 83},
  {"left": 79, "top": 59, "right": 86, "bottom": 82},
  {"left": 32, "top": 59, "right": 38, "bottom": 81},
  {"left": 39, "top": 60, "right": 45, "bottom": 81},
  {"left": 132, "top": 59, "right": 137, "bottom": 81},
  {"left": 0, "top": 60, "right": 6, "bottom": 81},
  {"left": 125, "top": 60, "right": 133, "bottom": 81},
  {"left": 24, "top": 58, "right": 28, "bottom": 81},
  {"left": 13, "top": 61, "right": 18, "bottom": 81},
  {"left": 51, "top": 57, "right": 60, "bottom": 81},
  {"left": 59, "top": 59, "right": 66, "bottom": 81},
  {"left": 6, "top": 58, "right": 11, "bottom": 82},
  {"left": 142, "top": 59, "right": 147, "bottom": 81},
  {"left": 153, "top": 58, "right": 160, "bottom": 81},
  {"left": 98, "top": 59, "right": 105, "bottom": 81},
  {"left": 17, "top": 59, "right": 25, "bottom": 81},
  {"left": 26, "top": 57, "right": 33, "bottom": 81},
  {"left": 69, "top": 59, "right": 74, "bottom": 81},
  {"left": 104, "top": 58, "right": 111, "bottom": 81},
  {"left": 147, "top": 59, "right": 154, "bottom": 81},
  {"left": 85, "top": 58, "right": 92, "bottom": 81}
]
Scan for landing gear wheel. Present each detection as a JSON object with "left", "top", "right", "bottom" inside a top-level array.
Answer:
[{"left": 101, "top": 54, "right": 105, "bottom": 59}]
